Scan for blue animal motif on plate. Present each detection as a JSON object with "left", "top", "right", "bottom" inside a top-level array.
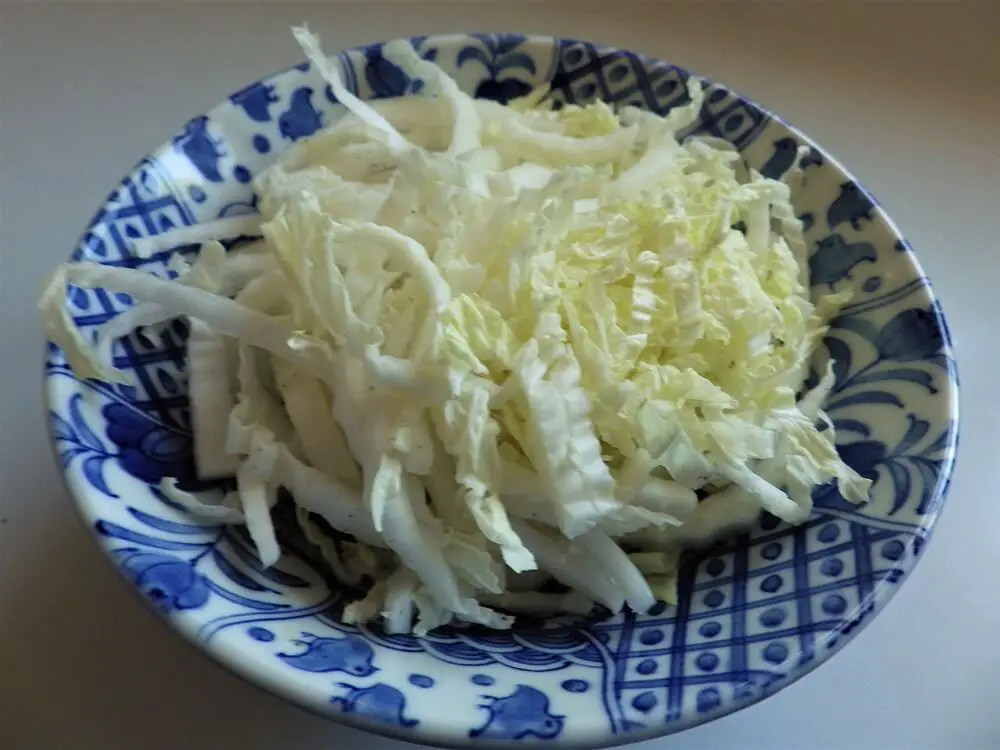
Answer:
[
  {"left": 810, "top": 233, "right": 879, "bottom": 288},
  {"left": 44, "top": 33, "right": 958, "bottom": 749},
  {"left": 827, "top": 181, "right": 878, "bottom": 230},
  {"left": 758, "top": 137, "right": 827, "bottom": 180},
  {"left": 471, "top": 685, "right": 565, "bottom": 740},
  {"left": 278, "top": 633, "right": 378, "bottom": 677},
  {"left": 363, "top": 40, "right": 438, "bottom": 99},
  {"left": 172, "top": 115, "right": 226, "bottom": 183},
  {"left": 278, "top": 87, "right": 324, "bottom": 141},
  {"left": 760, "top": 137, "right": 800, "bottom": 179},
  {"left": 230, "top": 81, "right": 280, "bottom": 123},
  {"left": 331, "top": 682, "right": 418, "bottom": 728}
]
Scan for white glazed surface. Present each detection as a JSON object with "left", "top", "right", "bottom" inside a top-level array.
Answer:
[{"left": 2, "top": 3, "right": 999, "bottom": 749}]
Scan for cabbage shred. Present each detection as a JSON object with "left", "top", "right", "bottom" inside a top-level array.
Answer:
[{"left": 41, "top": 27, "right": 870, "bottom": 634}]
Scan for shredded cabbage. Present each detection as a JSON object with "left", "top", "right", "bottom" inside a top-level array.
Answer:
[{"left": 40, "top": 26, "right": 870, "bottom": 633}]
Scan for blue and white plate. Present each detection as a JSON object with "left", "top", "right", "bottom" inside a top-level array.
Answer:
[{"left": 45, "top": 34, "right": 958, "bottom": 747}]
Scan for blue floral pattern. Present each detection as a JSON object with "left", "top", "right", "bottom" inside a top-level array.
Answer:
[
  {"left": 116, "top": 549, "right": 211, "bottom": 612},
  {"left": 457, "top": 35, "right": 536, "bottom": 104},
  {"left": 44, "top": 34, "right": 957, "bottom": 748},
  {"left": 103, "top": 402, "right": 201, "bottom": 489}
]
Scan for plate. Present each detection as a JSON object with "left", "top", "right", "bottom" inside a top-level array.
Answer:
[{"left": 44, "top": 33, "right": 958, "bottom": 747}]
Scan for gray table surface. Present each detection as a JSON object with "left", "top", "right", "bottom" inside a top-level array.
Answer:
[{"left": 2, "top": 3, "right": 1000, "bottom": 749}]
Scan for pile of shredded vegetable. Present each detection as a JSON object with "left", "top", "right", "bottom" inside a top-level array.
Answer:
[{"left": 41, "top": 27, "right": 870, "bottom": 634}]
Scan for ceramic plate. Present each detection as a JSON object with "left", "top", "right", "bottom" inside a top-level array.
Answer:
[{"left": 45, "top": 34, "right": 958, "bottom": 748}]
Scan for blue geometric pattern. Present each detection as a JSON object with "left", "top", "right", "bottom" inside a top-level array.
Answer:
[
  {"left": 43, "top": 34, "right": 958, "bottom": 748},
  {"left": 546, "top": 41, "right": 769, "bottom": 151}
]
